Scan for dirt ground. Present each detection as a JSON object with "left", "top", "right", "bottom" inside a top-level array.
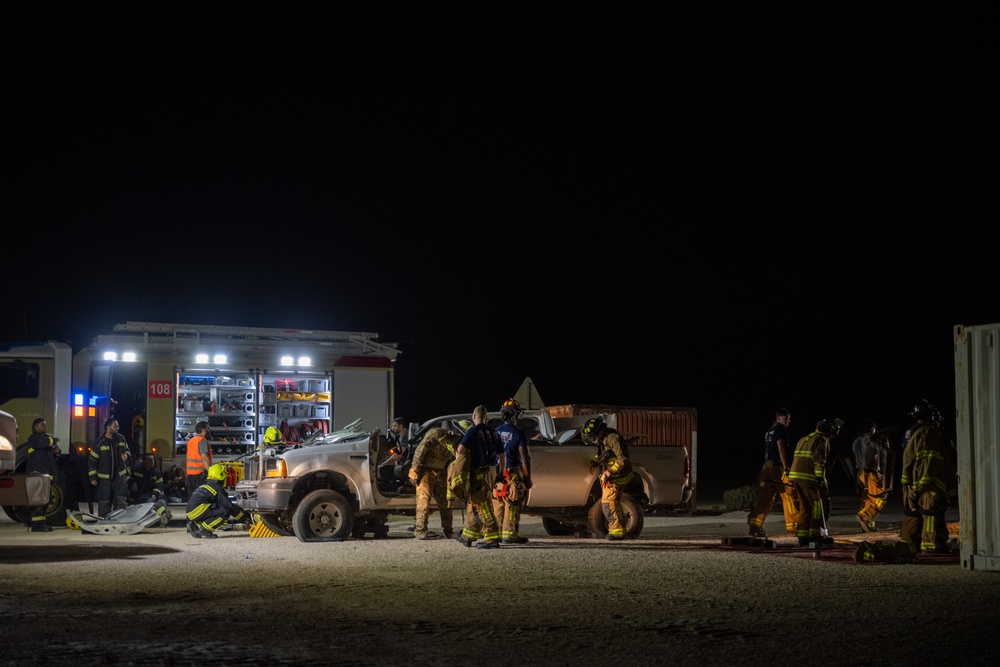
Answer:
[{"left": 1, "top": 495, "right": 996, "bottom": 667}]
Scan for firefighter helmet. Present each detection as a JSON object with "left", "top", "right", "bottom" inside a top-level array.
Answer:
[
  {"left": 581, "top": 416, "right": 605, "bottom": 442},
  {"left": 264, "top": 426, "right": 284, "bottom": 445},
  {"left": 207, "top": 463, "right": 228, "bottom": 482},
  {"left": 815, "top": 419, "right": 843, "bottom": 436},
  {"left": 500, "top": 398, "right": 522, "bottom": 424},
  {"left": 908, "top": 398, "right": 936, "bottom": 419}
]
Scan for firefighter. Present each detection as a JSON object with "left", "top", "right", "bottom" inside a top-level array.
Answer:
[
  {"left": 263, "top": 426, "right": 285, "bottom": 448},
  {"left": 492, "top": 398, "right": 532, "bottom": 544},
  {"left": 852, "top": 419, "right": 888, "bottom": 532},
  {"left": 26, "top": 418, "right": 61, "bottom": 531},
  {"left": 407, "top": 426, "right": 459, "bottom": 539},
  {"left": 185, "top": 463, "right": 247, "bottom": 539},
  {"left": 88, "top": 417, "right": 132, "bottom": 517},
  {"left": 899, "top": 400, "right": 956, "bottom": 555},
  {"left": 747, "top": 407, "right": 800, "bottom": 538},
  {"left": 788, "top": 418, "right": 842, "bottom": 546},
  {"left": 453, "top": 405, "right": 502, "bottom": 549},
  {"left": 130, "top": 453, "right": 172, "bottom": 526},
  {"left": 185, "top": 421, "right": 213, "bottom": 499},
  {"left": 582, "top": 415, "right": 634, "bottom": 540}
]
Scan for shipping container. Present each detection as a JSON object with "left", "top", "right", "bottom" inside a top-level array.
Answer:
[{"left": 953, "top": 322, "right": 1000, "bottom": 571}]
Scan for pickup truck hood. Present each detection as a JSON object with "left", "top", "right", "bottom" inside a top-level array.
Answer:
[{"left": 279, "top": 431, "right": 373, "bottom": 479}]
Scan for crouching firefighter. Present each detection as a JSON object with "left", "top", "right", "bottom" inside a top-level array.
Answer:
[
  {"left": 185, "top": 464, "right": 247, "bottom": 539},
  {"left": 131, "top": 453, "right": 172, "bottom": 527},
  {"left": 582, "top": 416, "right": 634, "bottom": 541}
]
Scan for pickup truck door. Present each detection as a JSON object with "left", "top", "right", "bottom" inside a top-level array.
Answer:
[{"left": 524, "top": 442, "right": 598, "bottom": 508}]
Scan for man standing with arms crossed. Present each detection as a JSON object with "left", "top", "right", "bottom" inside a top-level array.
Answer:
[{"left": 26, "top": 418, "right": 61, "bottom": 531}]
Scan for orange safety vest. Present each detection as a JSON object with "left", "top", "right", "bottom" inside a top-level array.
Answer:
[{"left": 186, "top": 435, "right": 212, "bottom": 476}]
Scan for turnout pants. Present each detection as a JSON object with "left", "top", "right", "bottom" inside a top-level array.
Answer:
[
  {"left": 491, "top": 469, "right": 526, "bottom": 541},
  {"left": 856, "top": 469, "right": 887, "bottom": 525},
  {"left": 414, "top": 469, "right": 453, "bottom": 538},
  {"left": 601, "top": 481, "right": 627, "bottom": 538},
  {"left": 461, "top": 466, "right": 500, "bottom": 543},
  {"left": 748, "top": 460, "right": 800, "bottom": 535},
  {"left": 791, "top": 480, "right": 825, "bottom": 542}
]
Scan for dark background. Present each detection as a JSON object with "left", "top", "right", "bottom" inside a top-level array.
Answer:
[{"left": 3, "top": 13, "right": 993, "bottom": 493}]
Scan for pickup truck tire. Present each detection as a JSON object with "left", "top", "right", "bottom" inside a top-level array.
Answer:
[
  {"left": 2, "top": 472, "right": 76, "bottom": 527},
  {"left": 258, "top": 512, "right": 294, "bottom": 537},
  {"left": 586, "top": 494, "right": 644, "bottom": 539},
  {"left": 292, "top": 489, "right": 354, "bottom": 543},
  {"left": 541, "top": 517, "right": 575, "bottom": 536}
]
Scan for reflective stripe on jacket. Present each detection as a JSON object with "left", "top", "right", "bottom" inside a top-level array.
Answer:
[
  {"left": 88, "top": 434, "right": 131, "bottom": 482},
  {"left": 787, "top": 431, "right": 830, "bottom": 484}
]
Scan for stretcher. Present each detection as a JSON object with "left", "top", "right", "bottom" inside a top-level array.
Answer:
[{"left": 66, "top": 502, "right": 166, "bottom": 535}]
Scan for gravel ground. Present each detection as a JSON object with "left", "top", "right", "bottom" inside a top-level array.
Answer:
[{"left": 0, "top": 494, "right": 994, "bottom": 667}]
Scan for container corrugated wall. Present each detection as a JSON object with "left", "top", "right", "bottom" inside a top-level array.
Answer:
[
  {"left": 954, "top": 322, "right": 1000, "bottom": 571},
  {"left": 542, "top": 404, "right": 697, "bottom": 447}
]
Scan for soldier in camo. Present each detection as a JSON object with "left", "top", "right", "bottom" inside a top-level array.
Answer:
[{"left": 408, "top": 427, "right": 460, "bottom": 540}]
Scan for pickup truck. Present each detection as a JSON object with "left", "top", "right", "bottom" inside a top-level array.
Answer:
[{"left": 234, "top": 410, "right": 693, "bottom": 542}]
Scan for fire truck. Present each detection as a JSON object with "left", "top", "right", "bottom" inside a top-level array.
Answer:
[{"left": 0, "top": 322, "right": 400, "bottom": 525}]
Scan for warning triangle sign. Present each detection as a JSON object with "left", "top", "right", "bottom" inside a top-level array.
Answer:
[{"left": 513, "top": 376, "right": 545, "bottom": 409}]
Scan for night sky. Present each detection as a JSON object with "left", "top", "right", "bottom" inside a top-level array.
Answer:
[{"left": 4, "top": 17, "right": 993, "bottom": 491}]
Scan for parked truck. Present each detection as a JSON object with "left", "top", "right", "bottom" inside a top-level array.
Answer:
[
  {"left": 0, "top": 323, "right": 400, "bottom": 526},
  {"left": 235, "top": 408, "right": 695, "bottom": 542}
]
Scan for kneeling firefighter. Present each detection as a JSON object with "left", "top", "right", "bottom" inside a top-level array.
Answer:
[{"left": 185, "top": 464, "right": 247, "bottom": 539}]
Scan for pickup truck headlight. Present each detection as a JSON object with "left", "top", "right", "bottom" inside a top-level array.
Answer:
[{"left": 265, "top": 459, "right": 287, "bottom": 478}]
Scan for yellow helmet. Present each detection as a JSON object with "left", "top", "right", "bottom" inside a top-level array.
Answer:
[
  {"left": 207, "top": 463, "right": 228, "bottom": 482},
  {"left": 264, "top": 426, "right": 284, "bottom": 445}
]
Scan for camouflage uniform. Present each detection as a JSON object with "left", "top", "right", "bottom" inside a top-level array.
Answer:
[{"left": 409, "top": 428, "right": 457, "bottom": 539}]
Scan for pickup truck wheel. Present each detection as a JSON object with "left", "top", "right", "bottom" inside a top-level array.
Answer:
[
  {"left": 586, "top": 494, "right": 644, "bottom": 539},
  {"left": 1, "top": 472, "right": 73, "bottom": 526},
  {"left": 2, "top": 504, "right": 28, "bottom": 524},
  {"left": 541, "top": 517, "right": 575, "bottom": 536},
  {"left": 292, "top": 489, "right": 354, "bottom": 542},
  {"left": 258, "top": 512, "right": 294, "bottom": 537}
]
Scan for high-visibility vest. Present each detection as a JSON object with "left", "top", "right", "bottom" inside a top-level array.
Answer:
[{"left": 186, "top": 435, "right": 212, "bottom": 476}]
